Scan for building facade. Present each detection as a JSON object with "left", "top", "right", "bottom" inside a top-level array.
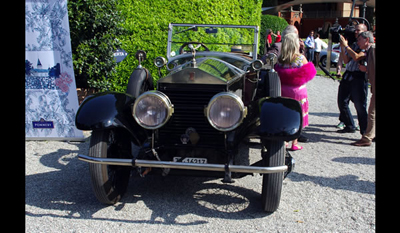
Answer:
[{"left": 271, "top": 2, "right": 374, "bottom": 38}]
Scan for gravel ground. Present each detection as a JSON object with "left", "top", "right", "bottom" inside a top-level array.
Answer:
[{"left": 25, "top": 75, "right": 375, "bottom": 232}]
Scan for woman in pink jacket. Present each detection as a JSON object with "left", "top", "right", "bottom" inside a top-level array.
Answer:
[{"left": 274, "top": 32, "right": 316, "bottom": 151}]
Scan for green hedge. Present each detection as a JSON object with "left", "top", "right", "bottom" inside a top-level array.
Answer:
[
  {"left": 110, "top": 0, "right": 263, "bottom": 92},
  {"left": 259, "top": 14, "right": 289, "bottom": 55},
  {"left": 68, "top": 0, "right": 263, "bottom": 92},
  {"left": 68, "top": 0, "right": 124, "bottom": 89}
]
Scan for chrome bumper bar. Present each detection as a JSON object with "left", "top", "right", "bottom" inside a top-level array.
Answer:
[{"left": 78, "top": 154, "right": 287, "bottom": 174}]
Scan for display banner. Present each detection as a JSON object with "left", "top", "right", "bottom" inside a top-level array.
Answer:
[{"left": 25, "top": 0, "right": 84, "bottom": 141}]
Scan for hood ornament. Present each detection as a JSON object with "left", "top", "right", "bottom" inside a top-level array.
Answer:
[{"left": 188, "top": 44, "right": 197, "bottom": 68}]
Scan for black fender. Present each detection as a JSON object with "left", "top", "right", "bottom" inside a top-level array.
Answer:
[
  {"left": 126, "top": 67, "right": 154, "bottom": 98},
  {"left": 75, "top": 92, "right": 148, "bottom": 145},
  {"left": 257, "top": 97, "right": 302, "bottom": 141}
]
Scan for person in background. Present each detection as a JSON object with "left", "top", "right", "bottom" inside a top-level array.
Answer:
[
  {"left": 275, "top": 30, "right": 282, "bottom": 43},
  {"left": 352, "top": 31, "right": 375, "bottom": 146},
  {"left": 274, "top": 32, "right": 316, "bottom": 151},
  {"left": 337, "top": 24, "right": 368, "bottom": 134},
  {"left": 305, "top": 30, "right": 315, "bottom": 63},
  {"left": 314, "top": 33, "right": 327, "bottom": 66},
  {"left": 265, "top": 29, "right": 278, "bottom": 52},
  {"left": 266, "top": 26, "right": 298, "bottom": 58}
]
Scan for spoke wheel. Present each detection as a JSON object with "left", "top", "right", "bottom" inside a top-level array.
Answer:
[{"left": 88, "top": 129, "right": 131, "bottom": 204}]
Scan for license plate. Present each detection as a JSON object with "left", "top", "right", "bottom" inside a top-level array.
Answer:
[{"left": 173, "top": 157, "right": 207, "bottom": 164}]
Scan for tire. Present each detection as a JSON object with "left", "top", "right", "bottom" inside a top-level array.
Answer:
[
  {"left": 258, "top": 69, "right": 281, "bottom": 98},
  {"left": 320, "top": 56, "right": 327, "bottom": 67},
  {"left": 88, "top": 129, "right": 132, "bottom": 204},
  {"left": 261, "top": 140, "right": 285, "bottom": 212},
  {"left": 266, "top": 71, "right": 281, "bottom": 97}
]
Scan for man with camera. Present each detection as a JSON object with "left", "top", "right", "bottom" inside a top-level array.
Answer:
[
  {"left": 352, "top": 31, "right": 375, "bottom": 146},
  {"left": 337, "top": 23, "right": 368, "bottom": 135}
]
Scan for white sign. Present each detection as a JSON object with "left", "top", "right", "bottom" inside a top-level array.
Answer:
[{"left": 25, "top": 0, "right": 84, "bottom": 141}]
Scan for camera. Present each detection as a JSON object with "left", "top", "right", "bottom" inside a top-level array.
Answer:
[
  {"left": 330, "top": 24, "right": 356, "bottom": 45},
  {"left": 358, "top": 58, "right": 367, "bottom": 67},
  {"left": 330, "top": 17, "right": 371, "bottom": 46}
]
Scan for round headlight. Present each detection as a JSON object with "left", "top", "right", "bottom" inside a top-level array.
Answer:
[
  {"left": 133, "top": 91, "right": 174, "bottom": 129},
  {"left": 206, "top": 92, "right": 247, "bottom": 131}
]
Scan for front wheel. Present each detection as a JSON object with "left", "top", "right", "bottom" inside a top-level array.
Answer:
[
  {"left": 320, "top": 55, "right": 327, "bottom": 67},
  {"left": 261, "top": 140, "right": 285, "bottom": 212},
  {"left": 88, "top": 129, "right": 132, "bottom": 204}
]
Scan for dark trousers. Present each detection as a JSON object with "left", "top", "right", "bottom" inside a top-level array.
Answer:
[
  {"left": 337, "top": 71, "right": 368, "bottom": 134},
  {"left": 314, "top": 51, "right": 320, "bottom": 66},
  {"left": 306, "top": 48, "right": 314, "bottom": 62}
]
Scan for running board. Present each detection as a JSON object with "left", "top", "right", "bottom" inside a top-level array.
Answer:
[{"left": 78, "top": 154, "right": 287, "bottom": 174}]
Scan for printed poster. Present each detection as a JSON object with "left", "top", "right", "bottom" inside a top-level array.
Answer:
[{"left": 25, "top": 0, "right": 84, "bottom": 141}]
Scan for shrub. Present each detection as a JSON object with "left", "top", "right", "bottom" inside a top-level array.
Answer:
[
  {"left": 110, "top": 0, "right": 263, "bottom": 92},
  {"left": 67, "top": 0, "right": 124, "bottom": 89},
  {"left": 259, "top": 14, "right": 289, "bottom": 55}
]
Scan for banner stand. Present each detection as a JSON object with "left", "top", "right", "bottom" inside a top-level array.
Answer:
[
  {"left": 25, "top": 137, "right": 86, "bottom": 142},
  {"left": 25, "top": 0, "right": 84, "bottom": 141}
]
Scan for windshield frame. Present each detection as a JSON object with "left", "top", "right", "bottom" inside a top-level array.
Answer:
[{"left": 167, "top": 23, "right": 259, "bottom": 61}]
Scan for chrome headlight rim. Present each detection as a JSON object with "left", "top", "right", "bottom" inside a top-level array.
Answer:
[
  {"left": 206, "top": 92, "right": 247, "bottom": 132},
  {"left": 132, "top": 91, "right": 174, "bottom": 130}
]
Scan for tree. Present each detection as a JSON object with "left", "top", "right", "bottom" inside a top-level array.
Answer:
[{"left": 67, "top": 0, "right": 124, "bottom": 88}]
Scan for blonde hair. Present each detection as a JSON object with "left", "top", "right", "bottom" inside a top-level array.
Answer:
[{"left": 278, "top": 32, "right": 300, "bottom": 65}]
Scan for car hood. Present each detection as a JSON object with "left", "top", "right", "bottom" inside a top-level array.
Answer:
[{"left": 158, "top": 57, "right": 246, "bottom": 85}]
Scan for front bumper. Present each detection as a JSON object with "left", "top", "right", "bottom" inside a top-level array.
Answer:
[{"left": 78, "top": 154, "right": 288, "bottom": 174}]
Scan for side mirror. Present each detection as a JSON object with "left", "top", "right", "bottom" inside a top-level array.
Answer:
[
  {"left": 135, "top": 50, "right": 147, "bottom": 68},
  {"left": 205, "top": 27, "right": 218, "bottom": 34}
]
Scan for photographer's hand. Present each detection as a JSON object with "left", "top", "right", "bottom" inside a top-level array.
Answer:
[
  {"left": 339, "top": 35, "right": 348, "bottom": 48},
  {"left": 339, "top": 35, "right": 365, "bottom": 63}
]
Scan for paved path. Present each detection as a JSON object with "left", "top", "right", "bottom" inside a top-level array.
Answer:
[{"left": 25, "top": 75, "right": 375, "bottom": 232}]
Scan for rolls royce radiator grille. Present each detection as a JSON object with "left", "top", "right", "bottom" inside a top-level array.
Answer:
[{"left": 157, "top": 83, "right": 226, "bottom": 147}]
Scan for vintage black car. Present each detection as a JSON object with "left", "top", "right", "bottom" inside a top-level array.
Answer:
[{"left": 76, "top": 23, "right": 302, "bottom": 212}]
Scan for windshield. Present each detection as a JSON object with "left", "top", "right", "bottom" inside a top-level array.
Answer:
[
  {"left": 168, "top": 57, "right": 245, "bottom": 83},
  {"left": 167, "top": 24, "right": 259, "bottom": 61}
]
